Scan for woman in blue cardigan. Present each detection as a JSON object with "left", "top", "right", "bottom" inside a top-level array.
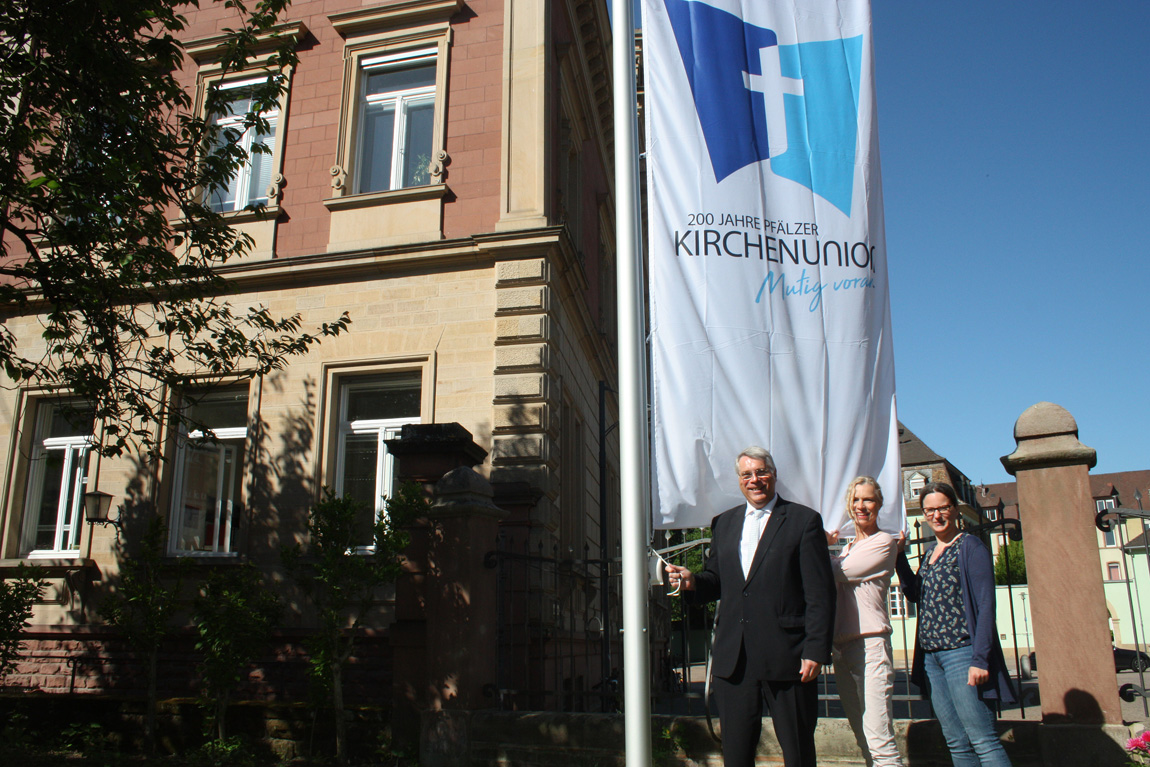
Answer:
[{"left": 896, "top": 482, "right": 1015, "bottom": 767}]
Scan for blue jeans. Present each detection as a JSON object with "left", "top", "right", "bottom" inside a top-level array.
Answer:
[{"left": 923, "top": 646, "right": 1012, "bottom": 767}]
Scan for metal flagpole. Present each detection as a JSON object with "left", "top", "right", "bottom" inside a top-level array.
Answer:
[{"left": 612, "top": 0, "right": 652, "bottom": 763}]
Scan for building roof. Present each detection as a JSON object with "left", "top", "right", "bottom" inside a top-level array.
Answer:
[
  {"left": 977, "top": 470, "right": 1150, "bottom": 520},
  {"left": 978, "top": 481, "right": 1018, "bottom": 508},
  {"left": 898, "top": 422, "right": 944, "bottom": 466},
  {"left": 1124, "top": 530, "right": 1150, "bottom": 552},
  {"left": 974, "top": 481, "right": 1019, "bottom": 520},
  {"left": 1089, "top": 471, "right": 1150, "bottom": 508}
]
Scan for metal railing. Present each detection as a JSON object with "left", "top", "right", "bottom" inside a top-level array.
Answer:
[
  {"left": 485, "top": 533, "right": 632, "bottom": 712},
  {"left": 1097, "top": 504, "right": 1150, "bottom": 716},
  {"left": 483, "top": 515, "right": 1042, "bottom": 722},
  {"left": 658, "top": 516, "right": 1036, "bottom": 723}
]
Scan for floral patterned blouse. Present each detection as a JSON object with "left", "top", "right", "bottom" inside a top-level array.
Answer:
[{"left": 916, "top": 539, "right": 971, "bottom": 652}]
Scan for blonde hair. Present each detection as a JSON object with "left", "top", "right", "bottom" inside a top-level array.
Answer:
[{"left": 844, "top": 476, "right": 883, "bottom": 535}]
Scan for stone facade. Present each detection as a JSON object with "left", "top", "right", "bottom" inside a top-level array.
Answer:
[{"left": 0, "top": 0, "right": 621, "bottom": 713}]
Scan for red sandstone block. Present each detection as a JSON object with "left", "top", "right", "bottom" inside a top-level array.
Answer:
[
  {"left": 453, "top": 56, "right": 487, "bottom": 77},
  {"left": 467, "top": 41, "right": 503, "bottom": 59},
  {"left": 296, "top": 126, "right": 329, "bottom": 145},
  {"left": 474, "top": 158, "right": 501, "bottom": 178},
  {"left": 451, "top": 88, "right": 487, "bottom": 106},
  {"left": 482, "top": 147, "right": 502, "bottom": 166},
  {"left": 290, "top": 112, "right": 316, "bottom": 131},
  {"left": 462, "top": 132, "right": 500, "bottom": 151},
  {"left": 450, "top": 118, "right": 486, "bottom": 138},
  {"left": 465, "top": 99, "right": 500, "bottom": 120}
]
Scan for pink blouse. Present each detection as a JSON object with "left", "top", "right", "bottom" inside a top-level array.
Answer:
[{"left": 830, "top": 531, "right": 898, "bottom": 644}]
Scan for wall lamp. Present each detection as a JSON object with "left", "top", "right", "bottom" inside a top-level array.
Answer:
[{"left": 83, "top": 490, "right": 120, "bottom": 531}]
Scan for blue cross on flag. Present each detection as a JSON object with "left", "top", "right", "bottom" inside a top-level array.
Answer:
[{"left": 663, "top": 0, "right": 863, "bottom": 215}]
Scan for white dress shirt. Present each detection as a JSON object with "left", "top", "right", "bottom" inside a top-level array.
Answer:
[{"left": 740, "top": 494, "right": 779, "bottom": 580}]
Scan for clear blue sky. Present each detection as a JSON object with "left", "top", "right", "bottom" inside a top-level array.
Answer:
[
  {"left": 620, "top": 0, "right": 1150, "bottom": 486},
  {"left": 873, "top": 0, "right": 1150, "bottom": 484}
]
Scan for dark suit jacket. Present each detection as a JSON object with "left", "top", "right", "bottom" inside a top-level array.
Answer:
[{"left": 690, "top": 497, "right": 835, "bottom": 681}]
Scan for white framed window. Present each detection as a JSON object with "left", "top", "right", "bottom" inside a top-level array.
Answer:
[
  {"left": 1097, "top": 498, "right": 1119, "bottom": 547},
  {"left": 21, "top": 403, "right": 95, "bottom": 558},
  {"left": 206, "top": 78, "right": 280, "bottom": 213},
  {"left": 186, "top": 23, "right": 302, "bottom": 220},
  {"left": 985, "top": 508, "right": 998, "bottom": 522},
  {"left": 334, "top": 374, "right": 421, "bottom": 549},
  {"left": 1107, "top": 562, "right": 1123, "bottom": 581},
  {"left": 889, "top": 588, "right": 914, "bottom": 619},
  {"left": 169, "top": 388, "right": 249, "bottom": 555},
  {"left": 354, "top": 49, "right": 436, "bottom": 194},
  {"left": 908, "top": 472, "right": 926, "bottom": 500}
]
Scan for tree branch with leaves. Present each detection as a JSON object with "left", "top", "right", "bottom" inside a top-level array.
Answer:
[
  {"left": 282, "top": 484, "right": 428, "bottom": 766},
  {"left": 0, "top": 0, "right": 349, "bottom": 457}
]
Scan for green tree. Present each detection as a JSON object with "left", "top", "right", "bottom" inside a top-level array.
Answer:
[
  {"left": 100, "top": 518, "right": 185, "bottom": 754},
  {"left": 193, "top": 565, "right": 282, "bottom": 741},
  {"left": 994, "top": 538, "right": 1027, "bottom": 585},
  {"left": 0, "top": 0, "right": 349, "bottom": 458},
  {"left": 282, "top": 484, "right": 428, "bottom": 766},
  {"left": 0, "top": 564, "right": 46, "bottom": 682}
]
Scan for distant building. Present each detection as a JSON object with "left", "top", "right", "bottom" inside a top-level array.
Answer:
[
  {"left": 979, "top": 471, "right": 1150, "bottom": 581},
  {"left": 898, "top": 422, "right": 981, "bottom": 536},
  {"left": 978, "top": 470, "right": 1150, "bottom": 649}
]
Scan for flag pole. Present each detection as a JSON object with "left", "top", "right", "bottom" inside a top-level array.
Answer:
[{"left": 612, "top": 0, "right": 652, "bottom": 762}]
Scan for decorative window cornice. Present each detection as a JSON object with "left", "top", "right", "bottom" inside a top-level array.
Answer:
[
  {"left": 328, "top": 0, "right": 462, "bottom": 36},
  {"left": 185, "top": 21, "right": 309, "bottom": 62}
]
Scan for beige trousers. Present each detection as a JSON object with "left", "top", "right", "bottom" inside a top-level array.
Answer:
[{"left": 833, "top": 635, "right": 905, "bottom": 767}]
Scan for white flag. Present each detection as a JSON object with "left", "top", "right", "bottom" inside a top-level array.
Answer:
[{"left": 642, "top": 0, "right": 901, "bottom": 533}]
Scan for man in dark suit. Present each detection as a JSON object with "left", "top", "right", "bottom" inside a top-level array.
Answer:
[{"left": 665, "top": 446, "right": 835, "bottom": 767}]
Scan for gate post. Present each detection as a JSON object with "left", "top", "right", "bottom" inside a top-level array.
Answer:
[
  {"left": 1001, "top": 402, "right": 1122, "bottom": 724},
  {"left": 385, "top": 424, "right": 501, "bottom": 762}
]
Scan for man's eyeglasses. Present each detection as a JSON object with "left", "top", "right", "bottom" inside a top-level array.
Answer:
[
  {"left": 738, "top": 469, "right": 773, "bottom": 482},
  {"left": 922, "top": 505, "right": 953, "bottom": 518}
]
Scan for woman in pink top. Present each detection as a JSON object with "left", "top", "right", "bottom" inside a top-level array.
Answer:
[{"left": 828, "top": 477, "right": 904, "bottom": 767}]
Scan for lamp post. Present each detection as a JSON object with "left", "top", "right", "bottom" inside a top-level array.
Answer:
[
  {"left": 1138, "top": 489, "right": 1150, "bottom": 654},
  {"left": 1021, "top": 591, "right": 1031, "bottom": 656}
]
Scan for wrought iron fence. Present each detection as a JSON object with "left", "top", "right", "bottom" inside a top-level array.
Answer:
[
  {"left": 1097, "top": 503, "right": 1150, "bottom": 717},
  {"left": 485, "top": 515, "right": 1038, "bottom": 721},
  {"left": 485, "top": 533, "right": 627, "bottom": 712},
  {"left": 658, "top": 515, "right": 1036, "bottom": 722}
]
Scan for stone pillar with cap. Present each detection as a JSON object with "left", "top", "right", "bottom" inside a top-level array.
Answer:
[
  {"left": 384, "top": 424, "right": 508, "bottom": 764},
  {"left": 1001, "top": 402, "right": 1122, "bottom": 724}
]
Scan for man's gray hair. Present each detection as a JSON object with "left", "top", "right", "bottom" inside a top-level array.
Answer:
[{"left": 735, "top": 446, "right": 777, "bottom": 474}]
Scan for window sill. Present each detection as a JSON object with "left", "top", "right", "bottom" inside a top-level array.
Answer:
[
  {"left": 216, "top": 205, "right": 282, "bottom": 224},
  {"left": 166, "top": 552, "right": 246, "bottom": 562},
  {"left": 172, "top": 205, "right": 282, "bottom": 230},
  {"left": 0, "top": 557, "right": 97, "bottom": 574},
  {"left": 323, "top": 183, "right": 447, "bottom": 212}
]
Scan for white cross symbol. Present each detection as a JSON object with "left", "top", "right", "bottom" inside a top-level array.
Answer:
[{"left": 743, "top": 45, "right": 804, "bottom": 158}]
